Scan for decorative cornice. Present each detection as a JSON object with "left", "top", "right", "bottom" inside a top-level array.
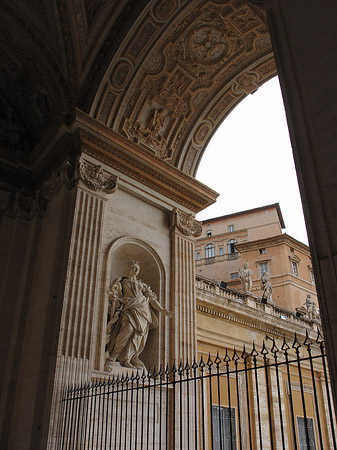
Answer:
[
  {"left": 74, "top": 110, "right": 218, "bottom": 212},
  {"left": 77, "top": 157, "right": 118, "bottom": 194},
  {"left": 196, "top": 275, "right": 319, "bottom": 338},
  {"left": 170, "top": 207, "right": 202, "bottom": 237},
  {"left": 196, "top": 301, "right": 311, "bottom": 341},
  {"left": 236, "top": 233, "right": 310, "bottom": 254}
]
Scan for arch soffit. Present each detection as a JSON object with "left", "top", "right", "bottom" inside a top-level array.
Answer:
[
  {"left": 89, "top": 0, "right": 277, "bottom": 176},
  {"left": 0, "top": 1, "right": 277, "bottom": 177}
]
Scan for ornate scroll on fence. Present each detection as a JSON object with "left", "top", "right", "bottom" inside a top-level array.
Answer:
[{"left": 59, "top": 330, "right": 336, "bottom": 449}]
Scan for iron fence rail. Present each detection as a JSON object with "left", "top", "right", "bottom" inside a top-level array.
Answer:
[{"left": 59, "top": 330, "right": 336, "bottom": 449}]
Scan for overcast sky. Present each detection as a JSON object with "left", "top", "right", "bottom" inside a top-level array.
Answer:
[{"left": 195, "top": 76, "right": 309, "bottom": 245}]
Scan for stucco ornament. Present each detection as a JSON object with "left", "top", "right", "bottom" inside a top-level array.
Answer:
[
  {"left": 261, "top": 271, "right": 273, "bottom": 303},
  {"left": 123, "top": 108, "right": 171, "bottom": 160},
  {"left": 170, "top": 207, "right": 202, "bottom": 237},
  {"left": 78, "top": 157, "right": 118, "bottom": 194},
  {"left": 105, "top": 261, "right": 173, "bottom": 371},
  {"left": 239, "top": 263, "right": 253, "bottom": 293},
  {"left": 190, "top": 26, "right": 227, "bottom": 62}
]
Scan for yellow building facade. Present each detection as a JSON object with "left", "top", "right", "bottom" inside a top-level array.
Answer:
[
  {"left": 196, "top": 276, "right": 333, "bottom": 449},
  {"left": 196, "top": 204, "right": 317, "bottom": 311},
  {"left": 194, "top": 204, "right": 332, "bottom": 448}
]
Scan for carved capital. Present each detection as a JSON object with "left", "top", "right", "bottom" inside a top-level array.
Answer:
[
  {"left": 170, "top": 207, "right": 202, "bottom": 237},
  {"left": 14, "top": 194, "right": 37, "bottom": 221},
  {"left": 77, "top": 157, "right": 118, "bottom": 194},
  {"left": 39, "top": 159, "right": 76, "bottom": 204},
  {"left": 40, "top": 172, "right": 62, "bottom": 201}
]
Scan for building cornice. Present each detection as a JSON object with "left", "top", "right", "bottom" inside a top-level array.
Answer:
[
  {"left": 236, "top": 233, "right": 310, "bottom": 254},
  {"left": 196, "top": 297, "right": 314, "bottom": 341},
  {"left": 200, "top": 203, "right": 285, "bottom": 229},
  {"left": 196, "top": 276, "right": 319, "bottom": 340},
  {"left": 74, "top": 110, "right": 218, "bottom": 212}
]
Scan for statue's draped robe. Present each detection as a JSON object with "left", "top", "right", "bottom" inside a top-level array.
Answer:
[{"left": 106, "top": 277, "right": 158, "bottom": 363}]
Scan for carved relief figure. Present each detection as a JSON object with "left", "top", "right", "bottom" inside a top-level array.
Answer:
[
  {"left": 261, "top": 271, "right": 273, "bottom": 303},
  {"left": 105, "top": 261, "right": 172, "bottom": 370},
  {"left": 239, "top": 263, "right": 253, "bottom": 293},
  {"left": 146, "top": 108, "right": 166, "bottom": 138}
]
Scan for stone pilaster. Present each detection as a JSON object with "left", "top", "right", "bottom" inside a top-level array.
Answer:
[
  {"left": 47, "top": 156, "right": 118, "bottom": 449},
  {"left": 169, "top": 207, "right": 202, "bottom": 364},
  {"left": 59, "top": 157, "right": 117, "bottom": 359}
]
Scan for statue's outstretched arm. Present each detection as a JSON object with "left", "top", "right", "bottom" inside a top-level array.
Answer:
[{"left": 146, "top": 288, "right": 173, "bottom": 318}]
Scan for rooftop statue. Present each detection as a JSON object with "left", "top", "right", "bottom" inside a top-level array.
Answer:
[
  {"left": 261, "top": 271, "right": 273, "bottom": 303},
  {"left": 105, "top": 261, "right": 173, "bottom": 371},
  {"left": 239, "top": 262, "right": 253, "bottom": 293},
  {"left": 296, "top": 294, "right": 320, "bottom": 321}
]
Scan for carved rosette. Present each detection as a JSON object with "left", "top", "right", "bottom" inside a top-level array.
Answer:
[
  {"left": 170, "top": 207, "right": 202, "bottom": 237},
  {"left": 77, "top": 157, "right": 118, "bottom": 194}
]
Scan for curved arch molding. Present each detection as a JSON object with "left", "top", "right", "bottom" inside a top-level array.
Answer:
[{"left": 90, "top": 0, "right": 276, "bottom": 176}]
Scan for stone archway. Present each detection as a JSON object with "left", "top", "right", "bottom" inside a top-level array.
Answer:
[
  {"left": 2, "top": 2, "right": 337, "bottom": 449},
  {"left": 89, "top": 0, "right": 276, "bottom": 176}
]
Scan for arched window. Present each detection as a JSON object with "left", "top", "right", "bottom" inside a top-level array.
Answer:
[
  {"left": 196, "top": 252, "right": 201, "bottom": 261},
  {"left": 205, "top": 243, "right": 215, "bottom": 259},
  {"left": 227, "top": 239, "right": 237, "bottom": 254}
]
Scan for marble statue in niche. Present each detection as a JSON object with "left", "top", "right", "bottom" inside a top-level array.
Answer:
[
  {"left": 105, "top": 260, "right": 173, "bottom": 371},
  {"left": 239, "top": 262, "right": 253, "bottom": 293},
  {"left": 261, "top": 271, "right": 273, "bottom": 303}
]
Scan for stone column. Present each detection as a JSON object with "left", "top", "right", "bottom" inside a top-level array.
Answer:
[
  {"left": 264, "top": 0, "right": 337, "bottom": 410},
  {"left": 169, "top": 207, "right": 202, "bottom": 364}
]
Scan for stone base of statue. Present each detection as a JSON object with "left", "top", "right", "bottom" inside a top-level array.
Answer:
[{"left": 104, "top": 359, "right": 144, "bottom": 376}]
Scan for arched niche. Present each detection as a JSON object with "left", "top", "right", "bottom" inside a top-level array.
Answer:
[{"left": 101, "top": 236, "right": 167, "bottom": 371}]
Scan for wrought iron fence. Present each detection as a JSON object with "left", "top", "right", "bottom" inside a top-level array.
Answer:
[{"left": 59, "top": 329, "right": 336, "bottom": 449}]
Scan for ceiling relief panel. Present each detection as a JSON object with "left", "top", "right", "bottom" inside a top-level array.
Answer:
[{"left": 92, "top": 0, "right": 276, "bottom": 175}]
